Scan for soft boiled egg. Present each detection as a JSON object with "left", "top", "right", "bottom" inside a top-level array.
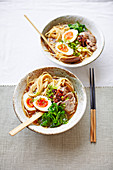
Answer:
[
  {"left": 33, "top": 96, "right": 51, "bottom": 112},
  {"left": 55, "top": 42, "right": 73, "bottom": 55},
  {"left": 23, "top": 93, "right": 36, "bottom": 111},
  {"left": 62, "top": 29, "right": 78, "bottom": 43}
]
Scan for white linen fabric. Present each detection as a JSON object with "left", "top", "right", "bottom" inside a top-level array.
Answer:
[{"left": 0, "top": 1, "right": 113, "bottom": 86}]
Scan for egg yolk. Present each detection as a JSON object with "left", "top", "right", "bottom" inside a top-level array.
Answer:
[
  {"left": 64, "top": 31, "right": 73, "bottom": 40},
  {"left": 58, "top": 44, "right": 69, "bottom": 52},
  {"left": 36, "top": 98, "right": 48, "bottom": 108},
  {"left": 26, "top": 98, "right": 34, "bottom": 108}
]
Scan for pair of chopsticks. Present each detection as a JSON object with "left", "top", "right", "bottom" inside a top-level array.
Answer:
[{"left": 89, "top": 68, "right": 96, "bottom": 143}]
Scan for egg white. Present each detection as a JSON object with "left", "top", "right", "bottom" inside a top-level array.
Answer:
[
  {"left": 23, "top": 93, "right": 36, "bottom": 111},
  {"left": 33, "top": 96, "right": 51, "bottom": 112},
  {"left": 55, "top": 42, "right": 73, "bottom": 55},
  {"left": 62, "top": 29, "right": 78, "bottom": 43}
]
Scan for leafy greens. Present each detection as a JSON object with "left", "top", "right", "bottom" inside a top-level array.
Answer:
[
  {"left": 38, "top": 103, "right": 68, "bottom": 128},
  {"left": 68, "top": 40, "right": 80, "bottom": 56},
  {"left": 46, "top": 85, "right": 57, "bottom": 101},
  {"left": 68, "top": 21, "right": 87, "bottom": 33}
]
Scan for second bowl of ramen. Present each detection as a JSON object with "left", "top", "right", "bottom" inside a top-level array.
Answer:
[
  {"left": 41, "top": 15, "right": 104, "bottom": 67},
  {"left": 13, "top": 67, "right": 87, "bottom": 135}
]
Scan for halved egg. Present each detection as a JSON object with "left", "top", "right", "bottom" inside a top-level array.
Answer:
[
  {"left": 33, "top": 96, "right": 51, "bottom": 112},
  {"left": 23, "top": 93, "right": 36, "bottom": 111},
  {"left": 62, "top": 29, "right": 78, "bottom": 43},
  {"left": 55, "top": 42, "right": 73, "bottom": 55}
]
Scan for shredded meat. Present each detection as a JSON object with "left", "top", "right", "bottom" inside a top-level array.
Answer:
[
  {"left": 53, "top": 87, "right": 76, "bottom": 114},
  {"left": 77, "top": 31, "right": 97, "bottom": 52},
  {"left": 58, "top": 86, "right": 69, "bottom": 95}
]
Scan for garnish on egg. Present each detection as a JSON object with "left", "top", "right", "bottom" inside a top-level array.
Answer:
[
  {"left": 33, "top": 96, "right": 52, "bottom": 112},
  {"left": 23, "top": 93, "right": 36, "bottom": 111},
  {"left": 55, "top": 42, "right": 73, "bottom": 55}
]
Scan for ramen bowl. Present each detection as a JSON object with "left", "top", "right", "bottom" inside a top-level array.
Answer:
[
  {"left": 13, "top": 67, "right": 87, "bottom": 135},
  {"left": 41, "top": 15, "right": 104, "bottom": 68}
]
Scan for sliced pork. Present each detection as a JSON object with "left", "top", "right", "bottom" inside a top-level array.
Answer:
[{"left": 62, "top": 92, "right": 76, "bottom": 114}]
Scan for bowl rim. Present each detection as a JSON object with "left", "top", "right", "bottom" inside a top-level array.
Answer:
[
  {"left": 41, "top": 14, "right": 105, "bottom": 68},
  {"left": 13, "top": 66, "right": 87, "bottom": 135}
]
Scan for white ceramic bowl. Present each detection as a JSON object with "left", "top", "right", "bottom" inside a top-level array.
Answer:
[
  {"left": 13, "top": 67, "right": 87, "bottom": 135},
  {"left": 41, "top": 15, "right": 104, "bottom": 68}
]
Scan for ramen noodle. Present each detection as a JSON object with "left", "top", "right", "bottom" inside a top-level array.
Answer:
[
  {"left": 43, "top": 22, "right": 97, "bottom": 64},
  {"left": 22, "top": 72, "right": 78, "bottom": 128}
]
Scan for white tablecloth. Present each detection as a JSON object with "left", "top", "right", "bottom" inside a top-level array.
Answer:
[{"left": 0, "top": 0, "right": 113, "bottom": 86}]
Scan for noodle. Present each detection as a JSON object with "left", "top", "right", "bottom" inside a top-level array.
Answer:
[
  {"left": 28, "top": 72, "right": 52, "bottom": 97},
  {"left": 45, "top": 25, "right": 70, "bottom": 42},
  {"left": 44, "top": 23, "right": 97, "bottom": 64},
  {"left": 22, "top": 72, "right": 78, "bottom": 127},
  {"left": 27, "top": 72, "right": 74, "bottom": 97}
]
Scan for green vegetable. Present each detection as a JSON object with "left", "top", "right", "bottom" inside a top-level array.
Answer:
[
  {"left": 36, "top": 92, "right": 39, "bottom": 95},
  {"left": 73, "top": 52, "right": 80, "bottom": 57},
  {"left": 46, "top": 85, "right": 57, "bottom": 101},
  {"left": 33, "top": 90, "right": 39, "bottom": 96},
  {"left": 61, "top": 103, "right": 66, "bottom": 107},
  {"left": 58, "top": 40, "right": 63, "bottom": 43},
  {"left": 68, "top": 40, "right": 80, "bottom": 56},
  {"left": 66, "top": 97, "right": 69, "bottom": 100},
  {"left": 58, "top": 46, "right": 62, "bottom": 49},
  {"left": 68, "top": 40, "right": 80, "bottom": 49},
  {"left": 29, "top": 99, "right": 34, "bottom": 103},
  {"left": 38, "top": 103, "right": 68, "bottom": 128},
  {"left": 68, "top": 21, "right": 87, "bottom": 33},
  {"left": 39, "top": 97, "right": 41, "bottom": 102},
  {"left": 77, "top": 46, "right": 92, "bottom": 54},
  {"left": 68, "top": 42, "right": 77, "bottom": 50}
]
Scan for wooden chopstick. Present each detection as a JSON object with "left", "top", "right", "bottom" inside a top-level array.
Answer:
[
  {"left": 89, "top": 68, "right": 96, "bottom": 143},
  {"left": 92, "top": 68, "right": 96, "bottom": 142},
  {"left": 90, "top": 109, "right": 94, "bottom": 142},
  {"left": 24, "top": 15, "right": 58, "bottom": 56},
  {"left": 93, "top": 109, "right": 96, "bottom": 142},
  {"left": 90, "top": 68, "right": 93, "bottom": 142}
]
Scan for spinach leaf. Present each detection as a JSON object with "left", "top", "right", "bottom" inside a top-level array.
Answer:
[
  {"left": 38, "top": 103, "right": 68, "bottom": 128},
  {"left": 68, "top": 21, "right": 87, "bottom": 33}
]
